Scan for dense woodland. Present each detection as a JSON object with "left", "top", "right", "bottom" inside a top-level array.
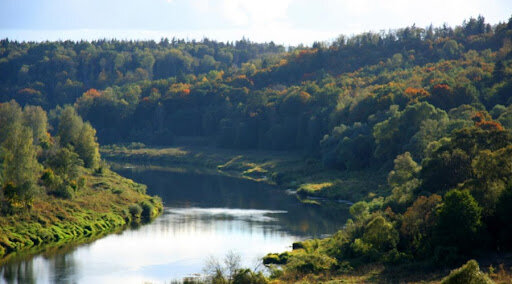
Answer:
[{"left": 2, "top": 15, "right": 512, "bottom": 281}]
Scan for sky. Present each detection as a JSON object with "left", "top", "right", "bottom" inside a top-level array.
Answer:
[{"left": 1, "top": 0, "right": 511, "bottom": 46}]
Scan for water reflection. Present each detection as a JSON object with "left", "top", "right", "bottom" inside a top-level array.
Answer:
[
  {"left": 0, "top": 165, "right": 349, "bottom": 283},
  {"left": 116, "top": 165, "right": 349, "bottom": 237}
]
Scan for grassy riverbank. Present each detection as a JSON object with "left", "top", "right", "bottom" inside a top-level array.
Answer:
[
  {"left": 0, "top": 168, "right": 162, "bottom": 262},
  {"left": 101, "top": 145, "right": 388, "bottom": 204}
]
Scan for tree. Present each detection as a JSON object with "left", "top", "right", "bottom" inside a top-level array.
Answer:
[
  {"left": 434, "top": 190, "right": 482, "bottom": 254},
  {"left": 362, "top": 215, "right": 399, "bottom": 252},
  {"left": 387, "top": 152, "right": 421, "bottom": 208},
  {"left": 388, "top": 152, "right": 420, "bottom": 187},
  {"left": 46, "top": 147, "right": 83, "bottom": 181},
  {"left": 496, "top": 186, "right": 512, "bottom": 249},
  {"left": 75, "top": 123, "right": 100, "bottom": 169},
  {"left": 0, "top": 100, "right": 23, "bottom": 144},
  {"left": 420, "top": 148, "right": 473, "bottom": 193},
  {"left": 1, "top": 126, "right": 41, "bottom": 208},
  {"left": 401, "top": 194, "right": 442, "bottom": 257},
  {"left": 471, "top": 146, "right": 512, "bottom": 215},
  {"left": 373, "top": 102, "right": 448, "bottom": 160},
  {"left": 57, "top": 106, "right": 100, "bottom": 168},
  {"left": 22, "top": 105, "right": 49, "bottom": 145},
  {"left": 57, "top": 106, "right": 84, "bottom": 146}
]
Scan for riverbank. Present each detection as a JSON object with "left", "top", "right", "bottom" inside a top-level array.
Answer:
[
  {"left": 101, "top": 145, "right": 388, "bottom": 205},
  {"left": 0, "top": 168, "right": 162, "bottom": 262}
]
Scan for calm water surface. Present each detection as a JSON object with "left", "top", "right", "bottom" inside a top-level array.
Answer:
[{"left": 0, "top": 165, "right": 348, "bottom": 283}]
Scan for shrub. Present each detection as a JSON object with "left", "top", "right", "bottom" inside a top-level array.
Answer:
[
  {"left": 232, "top": 269, "right": 267, "bottom": 284},
  {"left": 362, "top": 216, "right": 399, "bottom": 251},
  {"left": 129, "top": 204, "right": 143, "bottom": 220},
  {"left": 140, "top": 201, "right": 154, "bottom": 221},
  {"left": 263, "top": 252, "right": 289, "bottom": 265},
  {"left": 350, "top": 238, "right": 374, "bottom": 258},
  {"left": 441, "top": 259, "right": 493, "bottom": 284},
  {"left": 284, "top": 252, "right": 337, "bottom": 275},
  {"left": 77, "top": 176, "right": 86, "bottom": 189},
  {"left": 51, "top": 184, "right": 74, "bottom": 199}
]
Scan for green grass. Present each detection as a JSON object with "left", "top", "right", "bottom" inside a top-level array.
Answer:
[{"left": 0, "top": 168, "right": 162, "bottom": 262}]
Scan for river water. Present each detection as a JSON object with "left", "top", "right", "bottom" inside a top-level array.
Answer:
[{"left": 0, "top": 165, "right": 348, "bottom": 283}]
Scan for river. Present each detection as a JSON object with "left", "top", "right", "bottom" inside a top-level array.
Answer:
[{"left": 0, "top": 164, "right": 349, "bottom": 283}]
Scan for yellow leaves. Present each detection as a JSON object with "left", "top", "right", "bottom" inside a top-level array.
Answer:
[
  {"left": 84, "top": 88, "right": 101, "bottom": 98},
  {"left": 298, "top": 182, "right": 334, "bottom": 193},
  {"left": 472, "top": 111, "right": 504, "bottom": 131},
  {"left": 298, "top": 91, "right": 311, "bottom": 103},
  {"left": 17, "top": 88, "right": 40, "bottom": 96},
  {"left": 166, "top": 83, "right": 192, "bottom": 98}
]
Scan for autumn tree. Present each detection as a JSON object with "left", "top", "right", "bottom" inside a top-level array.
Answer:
[{"left": 401, "top": 194, "right": 442, "bottom": 257}]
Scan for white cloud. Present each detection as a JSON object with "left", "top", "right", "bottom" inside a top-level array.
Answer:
[
  {"left": 219, "top": 0, "right": 293, "bottom": 28},
  {"left": 296, "top": 0, "right": 508, "bottom": 33}
]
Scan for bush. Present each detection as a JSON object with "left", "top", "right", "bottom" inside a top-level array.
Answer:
[
  {"left": 129, "top": 204, "right": 143, "bottom": 220},
  {"left": 362, "top": 216, "right": 399, "bottom": 252},
  {"left": 232, "top": 269, "right": 267, "bottom": 284},
  {"left": 263, "top": 254, "right": 281, "bottom": 265},
  {"left": 441, "top": 259, "right": 493, "bottom": 284},
  {"left": 77, "top": 176, "right": 86, "bottom": 189},
  {"left": 263, "top": 252, "right": 289, "bottom": 265},
  {"left": 284, "top": 252, "right": 337, "bottom": 275},
  {"left": 51, "top": 184, "right": 74, "bottom": 199},
  {"left": 140, "top": 201, "right": 154, "bottom": 221},
  {"left": 350, "top": 238, "right": 374, "bottom": 259}
]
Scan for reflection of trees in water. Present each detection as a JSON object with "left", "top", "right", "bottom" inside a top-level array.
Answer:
[
  {"left": 117, "top": 167, "right": 349, "bottom": 237},
  {"left": 1, "top": 258, "right": 36, "bottom": 284},
  {"left": 1, "top": 248, "right": 78, "bottom": 283},
  {"left": 153, "top": 209, "right": 289, "bottom": 239},
  {"left": 50, "top": 253, "right": 77, "bottom": 283},
  {"left": 0, "top": 225, "right": 122, "bottom": 283}
]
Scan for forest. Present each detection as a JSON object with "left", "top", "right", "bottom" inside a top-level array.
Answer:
[{"left": 1, "top": 14, "right": 512, "bottom": 282}]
